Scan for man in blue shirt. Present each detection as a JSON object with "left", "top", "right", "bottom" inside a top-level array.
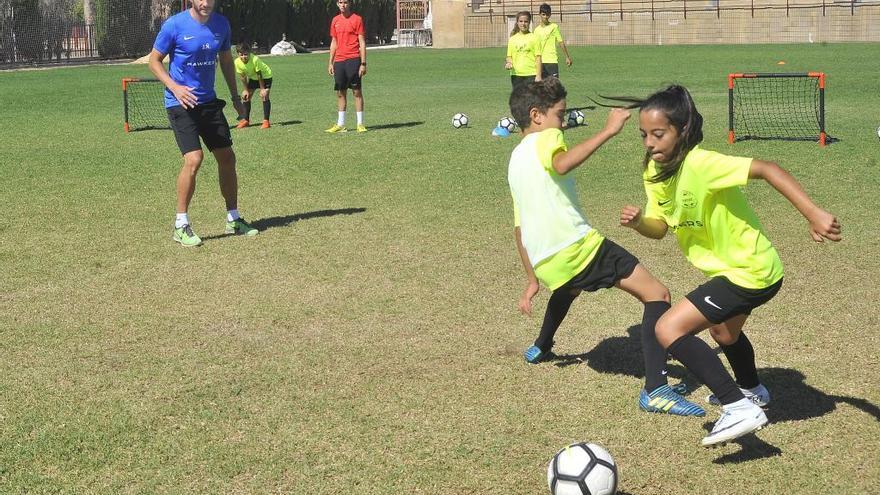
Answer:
[{"left": 149, "top": 0, "right": 258, "bottom": 247}]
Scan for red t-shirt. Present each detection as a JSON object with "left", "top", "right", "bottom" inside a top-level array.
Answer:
[{"left": 330, "top": 13, "right": 364, "bottom": 62}]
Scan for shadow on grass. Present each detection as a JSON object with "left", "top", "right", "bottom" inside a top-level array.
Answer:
[
  {"left": 703, "top": 364, "right": 880, "bottom": 463},
  {"left": 201, "top": 207, "right": 366, "bottom": 241},
  {"left": 545, "top": 329, "right": 880, "bottom": 426},
  {"left": 759, "top": 367, "right": 880, "bottom": 423},
  {"left": 365, "top": 121, "right": 424, "bottom": 131},
  {"left": 710, "top": 434, "right": 783, "bottom": 464},
  {"left": 227, "top": 119, "right": 303, "bottom": 130},
  {"left": 549, "top": 325, "right": 697, "bottom": 390}
]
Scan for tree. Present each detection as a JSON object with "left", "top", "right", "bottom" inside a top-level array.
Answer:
[{"left": 94, "top": 0, "right": 173, "bottom": 59}]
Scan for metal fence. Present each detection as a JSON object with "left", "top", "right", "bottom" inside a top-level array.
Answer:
[
  {"left": 1, "top": 18, "right": 100, "bottom": 65},
  {"left": 1, "top": 0, "right": 181, "bottom": 67},
  {"left": 465, "top": 0, "right": 880, "bottom": 47}
]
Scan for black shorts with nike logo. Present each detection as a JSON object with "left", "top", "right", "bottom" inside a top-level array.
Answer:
[{"left": 686, "top": 276, "right": 783, "bottom": 324}]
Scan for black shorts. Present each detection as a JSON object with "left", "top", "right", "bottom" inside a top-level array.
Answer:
[
  {"left": 510, "top": 75, "right": 534, "bottom": 91},
  {"left": 246, "top": 77, "right": 273, "bottom": 90},
  {"left": 166, "top": 99, "right": 232, "bottom": 154},
  {"left": 686, "top": 277, "right": 783, "bottom": 324},
  {"left": 541, "top": 64, "right": 560, "bottom": 78},
  {"left": 333, "top": 58, "right": 362, "bottom": 91},
  {"left": 555, "top": 239, "right": 639, "bottom": 294}
]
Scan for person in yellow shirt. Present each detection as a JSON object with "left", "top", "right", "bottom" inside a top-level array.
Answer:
[
  {"left": 504, "top": 11, "right": 542, "bottom": 90},
  {"left": 508, "top": 78, "right": 706, "bottom": 418},
  {"left": 234, "top": 42, "right": 274, "bottom": 129},
  {"left": 534, "top": 3, "right": 572, "bottom": 79},
  {"left": 618, "top": 85, "right": 841, "bottom": 447}
]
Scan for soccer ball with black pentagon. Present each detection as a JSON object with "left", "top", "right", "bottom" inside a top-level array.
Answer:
[
  {"left": 498, "top": 116, "right": 518, "bottom": 133},
  {"left": 452, "top": 113, "right": 469, "bottom": 128},
  {"left": 567, "top": 109, "right": 586, "bottom": 127},
  {"left": 547, "top": 442, "right": 617, "bottom": 495}
]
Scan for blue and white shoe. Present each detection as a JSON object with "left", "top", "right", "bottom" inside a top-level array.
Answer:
[
  {"left": 670, "top": 382, "right": 689, "bottom": 395},
  {"left": 640, "top": 384, "right": 707, "bottom": 417},
  {"left": 524, "top": 344, "right": 555, "bottom": 364}
]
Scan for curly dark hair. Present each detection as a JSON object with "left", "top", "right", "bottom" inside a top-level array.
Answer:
[{"left": 509, "top": 78, "right": 567, "bottom": 130}]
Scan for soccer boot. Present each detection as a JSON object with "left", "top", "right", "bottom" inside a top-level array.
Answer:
[
  {"left": 325, "top": 124, "right": 347, "bottom": 133},
  {"left": 173, "top": 224, "right": 202, "bottom": 247},
  {"left": 702, "top": 399, "right": 768, "bottom": 447},
  {"left": 236, "top": 119, "right": 249, "bottom": 129},
  {"left": 356, "top": 124, "right": 368, "bottom": 133},
  {"left": 225, "top": 217, "right": 259, "bottom": 236},
  {"left": 524, "top": 342, "right": 555, "bottom": 364},
  {"left": 261, "top": 119, "right": 271, "bottom": 129},
  {"left": 640, "top": 384, "right": 706, "bottom": 416},
  {"left": 707, "top": 383, "right": 770, "bottom": 408},
  {"left": 670, "top": 382, "right": 689, "bottom": 395}
]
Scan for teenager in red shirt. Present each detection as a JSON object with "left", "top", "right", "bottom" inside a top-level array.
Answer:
[{"left": 325, "top": 0, "right": 368, "bottom": 133}]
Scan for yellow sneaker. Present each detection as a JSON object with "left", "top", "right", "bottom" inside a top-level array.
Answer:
[
  {"left": 325, "top": 124, "right": 347, "bottom": 133},
  {"left": 356, "top": 124, "right": 368, "bottom": 133}
]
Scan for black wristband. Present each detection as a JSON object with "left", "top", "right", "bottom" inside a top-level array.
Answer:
[{"left": 360, "top": 62, "right": 366, "bottom": 66}]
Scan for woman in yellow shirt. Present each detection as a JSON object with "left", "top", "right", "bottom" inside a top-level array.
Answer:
[
  {"left": 619, "top": 85, "right": 841, "bottom": 447},
  {"left": 504, "top": 11, "right": 542, "bottom": 90}
]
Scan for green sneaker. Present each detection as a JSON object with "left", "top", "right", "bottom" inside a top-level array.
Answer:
[
  {"left": 225, "top": 217, "right": 259, "bottom": 236},
  {"left": 173, "top": 224, "right": 202, "bottom": 247}
]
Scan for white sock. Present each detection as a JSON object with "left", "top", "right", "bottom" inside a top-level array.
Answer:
[
  {"left": 227, "top": 209, "right": 240, "bottom": 222},
  {"left": 175, "top": 213, "right": 189, "bottom": 228},
  {"left": 337, "top": 111, "right": 345, "bottom": 126},
  {"left": 724, "top": 398, "right": 754, "bottom": 410},
  {"left": 356, "top": 111, "right": 364, "bottom": 125}
]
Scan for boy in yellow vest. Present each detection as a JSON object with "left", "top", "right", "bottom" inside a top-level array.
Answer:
[
  {"left": 234, "top": 42, "right": 274, "bottom": 129},
  {"left": 534, "top": 3, "right": 572, "bottom": 78}
]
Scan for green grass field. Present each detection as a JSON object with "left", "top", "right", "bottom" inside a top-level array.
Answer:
[{"left": 2, "top": 43, "right": 879, "bottom": 494}]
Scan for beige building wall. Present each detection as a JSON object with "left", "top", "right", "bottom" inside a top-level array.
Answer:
[{"left": 432, "top": 0, "right": 467, "bottom": 48}]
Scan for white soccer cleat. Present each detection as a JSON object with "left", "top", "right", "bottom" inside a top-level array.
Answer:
[
  {"left": 707, "top": 383, "right": 770, "bottom": 408},
  {"left": 701, "top": 399, "right": 768, "bottom": 447}
]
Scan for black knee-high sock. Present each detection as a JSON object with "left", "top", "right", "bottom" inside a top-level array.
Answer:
[
  {"left": 720, "top": 332, "right": 759, "bottom": 389},
  {"left": 262, "top": 99, "right": 271, "bottom": 120},
  {"left": 243, "top": 101, "right": 252, "bottom": 121},
  {"left": 535, "top": 289, "right": 577, "bottom": 351},
  {"left": 642, "top": 301, "right": 671, "bottom": 393},
  {"left": 667, "top": 334, "right": 744, "bottom": 406}
]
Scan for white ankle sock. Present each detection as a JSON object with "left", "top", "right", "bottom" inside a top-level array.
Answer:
[
  {"left": 337, "top": 112, "right": 345, "bottom": 126},
  {"left": 227, "top": 209, "right": 240, "bottom": 222},
  {"left": 356, "top": 111, "right": 364, "bottom": 125},
  {"left": 175, "top": 213, "right": 189, "bottom": 228},
  {"left": 725, "top": 398, "right": 753, "bottom": 410}
]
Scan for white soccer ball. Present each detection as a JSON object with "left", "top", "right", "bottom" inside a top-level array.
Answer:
[
  {"left": 547, "top": 443, "right": 618, "bottom": 495},
  {"left": 452, "top": 113, "right": 469, "bottom": 128},
  {"left": 498, "top": 116, "right": 518, "bottom": 133},
  {"left": 567, "top": 109, "right": 586, "bottom": 127}
]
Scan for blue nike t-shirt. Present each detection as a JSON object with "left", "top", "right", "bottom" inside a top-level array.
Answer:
[{"left": 153, "top": 10, "right": 231, "bottom": 108}]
